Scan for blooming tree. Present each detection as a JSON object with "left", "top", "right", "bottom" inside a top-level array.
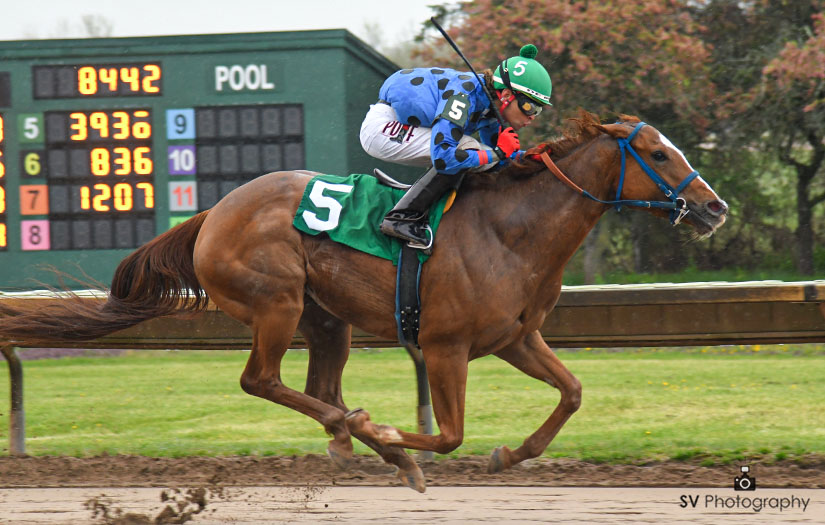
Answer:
[{"left": 421, "top": 0, "right": 716, "bottom": 143}]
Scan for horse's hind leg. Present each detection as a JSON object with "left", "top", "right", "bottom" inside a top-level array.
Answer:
[
  {"left": 239, "top": 296, "right": 352, "bottom": 462},
  {"left": 488, "top": 330, "right": 582, "bottom": 473},
  {"left": 299, "top": 298, "right": 426, "bottom": 492}
]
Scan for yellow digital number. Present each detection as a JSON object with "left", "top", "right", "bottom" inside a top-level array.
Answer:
[
  {"left": 112, "top": 111, "right": 130, "bottom": 139},
  {"left": 0, "top": 150, "right": 4, "bottom": 178},
  {"left": 91, "top": 148, "right": 110, "bottom": 176},
  {"left": 120, "top": 67, "right": 139, "bottom": 91},
  {"left": 136, "top": 182, "right": 155, "bottom": 208},
  {"left": 142, "top": 64, "right": 161, "bottom": 93},
  {"left": 92, "top": 183, "right": 111, "bottom": 212},
  {"left": 76, "top": 64, "right": 161, "bottom": 96},
  {"left": 143, "top": 64, "right": 160, "bottom": 93},
  {"left": 132, "top": 110, "right": 151, "bottom": 139},
  {"left": 90, "top": 112, "right": 109, "bottom": 138},
  {"left": 99, "top": 68, "right": 118, "bottom": 92},
  {"left": 134, "top": 147, "right": 153, "bottom": 174},
  {"left": 113, "top": 147, "right": 131, "bottom": 175},
  {"left": 0, "top": 186, "right": 5, "bottom": 214},
  {"left": 70, "top": 112, "right": 88, "bottom": 141},
  {"left": 78, "top": 66, "right": 97, "bottom": 95},
  {"left": 0, "top": 114, "right": 4, "bottom": 142},
  {"left": 80, "top": 186, "right": 91, "bottom": 210},
  {"left": 0, "top": 223, "right": 6, "bottom": 248},
  {"left": 113, "top": 183, "right": 133, "bottom": 211}
]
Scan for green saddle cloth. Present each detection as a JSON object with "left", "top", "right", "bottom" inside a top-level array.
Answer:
[{"left": 292, "top": 173, "right": 449, "bottom": 263}]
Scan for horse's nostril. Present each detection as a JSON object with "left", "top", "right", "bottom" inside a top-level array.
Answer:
[{"left": 707, "top": 200, "right": 727, "bottom": 215}]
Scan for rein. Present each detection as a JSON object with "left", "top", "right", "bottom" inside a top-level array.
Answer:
[{"left": 540, "top": 122, "right": 699, "bottom": 225}]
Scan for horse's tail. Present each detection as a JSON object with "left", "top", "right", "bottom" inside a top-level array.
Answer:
[{"left": 0, "top": 211, "right": 210, "bottom": 346}]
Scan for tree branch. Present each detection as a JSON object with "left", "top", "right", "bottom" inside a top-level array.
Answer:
[
  {"left": 807, "top": 131, "right": 825, "bottom": 169},
  {"left": 777, "top": 131, "right": 804, "bottom": 170},
  {"left": 811, "top": 192, "right": 825, "bottom": 208}
]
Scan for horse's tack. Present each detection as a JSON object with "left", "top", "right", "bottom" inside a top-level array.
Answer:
[
  {"left": 540, "top": 122, "right": 699, "bottom": 225},
  {"left": 385, "top": 179, "right": 455, "bottom": 351},
  {"left": 395, "top": 244, "right": 422, "bottom": 351},
  {"left": 617, "top": 122, "right": 698, "bottom": 225},
  {"left": 395, "top": 193, "right": 456, "bottom": 351}
]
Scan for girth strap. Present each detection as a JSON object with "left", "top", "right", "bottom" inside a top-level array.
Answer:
[{"left": 395, "top": 243, "right": 422, "bottom": 351}]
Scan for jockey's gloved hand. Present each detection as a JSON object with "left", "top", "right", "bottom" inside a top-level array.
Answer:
[{"left": 495, "top": 127, "right": 520, "bottom": 160}]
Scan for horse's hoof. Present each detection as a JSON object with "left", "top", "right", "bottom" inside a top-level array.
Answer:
[
  {"left": 396, "top": 465, "right": 426, "bottom": 493},
  {"left": 327, "top": 442, "right": 353, "bottom": 470},
  {"left": 488, "top": 446, "right": 512, "bottom": 474}
]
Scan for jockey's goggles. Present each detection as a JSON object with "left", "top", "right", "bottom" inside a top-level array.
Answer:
[
  {"left": 515, "top": 93, "right": 542, "bottom": 117},
  {"left": 497, "top": 57, "right": 543, "bottom": 117}
]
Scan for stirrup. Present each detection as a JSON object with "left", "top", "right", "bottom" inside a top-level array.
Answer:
[{"left": 406, "top": 224, "right": 434, "bottom": 252}]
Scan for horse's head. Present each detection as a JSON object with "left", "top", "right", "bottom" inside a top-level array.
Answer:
[{"left": 597, "top": 118, "right": 727, "bottom": 238}]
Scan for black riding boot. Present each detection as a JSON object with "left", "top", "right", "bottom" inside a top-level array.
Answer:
[{"left": 380, "top": 167, "right": 455, "bottom": 251}]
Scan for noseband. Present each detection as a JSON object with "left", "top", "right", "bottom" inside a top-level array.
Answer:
[{"left": 540, "top": 122, "right": 700, "bottom": 225}]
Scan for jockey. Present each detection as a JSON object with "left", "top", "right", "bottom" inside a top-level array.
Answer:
[{"left": 360, "top": 44, "right": 552, "bottom": 250}]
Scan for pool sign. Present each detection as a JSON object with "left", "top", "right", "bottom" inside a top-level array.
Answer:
[{"left": 214, "top": 64, "right": 275, "bottom": 92}]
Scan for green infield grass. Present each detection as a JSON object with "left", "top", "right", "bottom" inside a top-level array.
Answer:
[{"left": 1, "top": 345, "right": 823, "bottom": 463}]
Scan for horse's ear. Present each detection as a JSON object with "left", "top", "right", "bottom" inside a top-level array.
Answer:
[{"left": 596, "top": 123, "right": 631, "bottom": 139}]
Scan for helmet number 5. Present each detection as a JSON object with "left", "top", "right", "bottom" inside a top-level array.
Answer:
[{"left": 512, "top": 60, "right": 528, "bottom": 76}]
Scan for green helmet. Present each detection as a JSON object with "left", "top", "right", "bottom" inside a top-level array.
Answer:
[{"left": 493, "top": 44, "right": 552, "bottom": 106}]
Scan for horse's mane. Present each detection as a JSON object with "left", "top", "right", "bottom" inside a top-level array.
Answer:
[{"left": 476, "top": 110, "right": 641, "bottom": 183}]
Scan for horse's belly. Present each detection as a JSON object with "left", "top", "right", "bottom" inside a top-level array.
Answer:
[{"left": 303, "top": 237, "right": 398, "bottom": 339}]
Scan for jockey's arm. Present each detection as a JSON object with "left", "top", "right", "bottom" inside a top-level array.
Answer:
[
  {"left": 429, "top": 116, "right": 499, "bottom": 174},
  {"left": 478, "top": 121, "right": 526, "bottom": 165}
]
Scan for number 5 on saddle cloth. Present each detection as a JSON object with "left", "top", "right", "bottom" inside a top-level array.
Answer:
[{"left": 293, "top": 173, "right": 453, "bottom": 349}]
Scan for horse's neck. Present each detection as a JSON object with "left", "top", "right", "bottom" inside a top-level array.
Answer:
[
  {"left": 553, "top": 137, "right": 619, "bottom": 226},
  {"left": 480, "top": 137, "right": 617, "bottom": 270}
]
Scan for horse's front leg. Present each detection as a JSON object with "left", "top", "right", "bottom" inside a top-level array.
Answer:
[
  {"left": 348, "top": 344, "right": 469, "bottom": 455},
  {"left": 488, "top": 330, "right": 582, "bottom": 473}
]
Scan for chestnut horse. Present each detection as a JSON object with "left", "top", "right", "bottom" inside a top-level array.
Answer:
[{"left": 0, "top": 112, "right": 727, "bottom": 492}]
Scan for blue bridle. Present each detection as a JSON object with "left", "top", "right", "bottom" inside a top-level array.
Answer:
[{"left": 574, "top": 122, "right": 700, "bottom": 225}]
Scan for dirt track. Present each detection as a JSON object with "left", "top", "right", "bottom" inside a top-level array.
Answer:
[
  {"left": 1, "top": 455, "right": 824, "bottom": 524},
  {"left": 2, "top": 486, "right": 822, "bottom": 524},
  {"left": 2, "top": 454, "right": 824, "bottom": 489}
]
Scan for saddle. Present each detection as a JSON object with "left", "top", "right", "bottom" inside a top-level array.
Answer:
[
  {"left": 292, "top": 171, "right": 457, "bottom": 351},
  {"left": 373, "top": 168, "right": 412, "bottom": 190}
]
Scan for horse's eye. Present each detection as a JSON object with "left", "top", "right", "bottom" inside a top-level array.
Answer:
[{"left": 652, "top": 151, "right": 667, "bottom": 162}]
